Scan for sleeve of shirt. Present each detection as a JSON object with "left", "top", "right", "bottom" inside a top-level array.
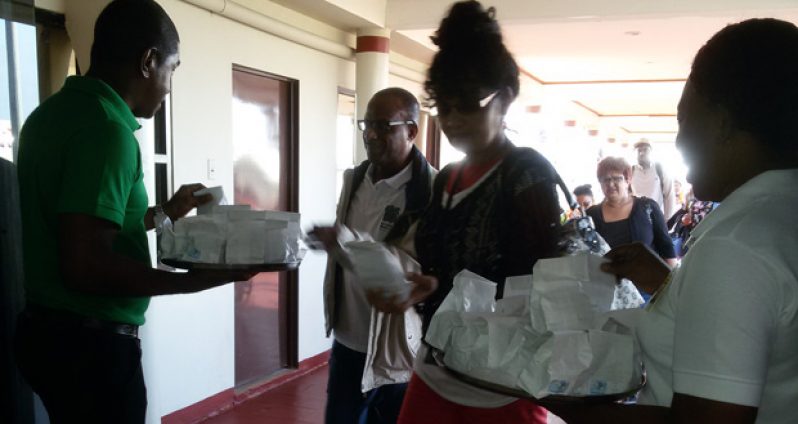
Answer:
[
  {"left": 648, "top": 199, "right": 676, "bottom": 259},
  {"left": 57, "top": 121, "right": 141, "bottom": 227},
  {"left": 672, "top": 236, "right": 780, "bottom": 406},
  {"left": 509, "top": 158, "right": 561, "bottom": 263}
]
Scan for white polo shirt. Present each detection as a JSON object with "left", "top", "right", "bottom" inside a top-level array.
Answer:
[
  {"left": 334, "top": 163, "right": 412, "bottom": 353},
  {"left": 631, "top": 164, "right": 676, "bottom": 218},
  {"left": 636, "top": 169, "right": 798, "bottom": 423}
]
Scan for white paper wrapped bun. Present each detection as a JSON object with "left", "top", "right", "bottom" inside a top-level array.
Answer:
[{"left": 344, "top": 240, "right": 409, "bottom": 301}]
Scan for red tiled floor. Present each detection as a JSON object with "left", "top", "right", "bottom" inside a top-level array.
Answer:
[
  {"left": 202, "top": 366, "right": 328, "bottom": 424},
  {"left": 200, "top": 364, "right": 566, "bottom": 424}
]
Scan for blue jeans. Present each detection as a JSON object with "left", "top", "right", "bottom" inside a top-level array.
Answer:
[{"left": 326, "top": 340, "right": 407, "bottom": 424}]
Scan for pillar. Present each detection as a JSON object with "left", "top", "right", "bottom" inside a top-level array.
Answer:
[{"left": 354, "top": 27, "right": 390, "bottom": 163}]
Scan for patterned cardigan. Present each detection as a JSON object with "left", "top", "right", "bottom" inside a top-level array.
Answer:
[{"left": 413, "top": 144, "right": 562, "bottom": 333}]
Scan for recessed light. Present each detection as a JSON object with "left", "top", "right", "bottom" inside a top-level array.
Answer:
[{"left": 526, "top": 105, "right": 541, "bottom": 114}]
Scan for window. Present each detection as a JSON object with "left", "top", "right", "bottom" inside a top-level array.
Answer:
[
  {"left": 1, "top": 18, "right": 38, "bottom": 162},
  {"left": 153, "top": 99, "right": 171, "bottom": 206},
  {"left": 335, "top": 89, "right": 356, "bottom": 197}
]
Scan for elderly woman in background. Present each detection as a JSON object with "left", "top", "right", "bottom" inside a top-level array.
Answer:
[{"left": 586, "top": 157, "right": 677, "bottom": 269}]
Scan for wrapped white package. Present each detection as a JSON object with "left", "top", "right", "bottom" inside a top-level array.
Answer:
[
  {"left": 211, "top": 204, "right": 251, "bottom": 216},
  {"left": 174, "top": 216, "right": 226, "bottom": 263},
  {"left": 226, "top": 220, "right": 289, "bottom": 264},
  {"left": 159, "top": 228, "right": 178, "bottom": 259},
  {"left": 529, "top": 253, "right": 617, "bottom": 332},
  {"left": 495, "top": 296, "right": 528, "bottom": 316},
  {"left": 225, "top": 210, "right": 302, "bottom": 264},
  {"left": 427, "top": 263, "right": 643, "bottom": 399},
  {"left": 158, "top": 204, "right": 305, "bottom": 265},
  {"left": 431, "top": 293, "right": 550, "bottom": 390},
  {"left": 519, "top": 328, "right": 640, "bottom": 397},
  {"left": 445, "top": 269, "right": 497, "bottom": 313},
  {"left": 503, "top": 274, "right": 533, "bottom": 298},
  {"left": 345, "top": 241, "right": 409, "bottom": 301},
  {"left": 195, "top": 185, "right": 226, "bottom": 215},
  {"left": 263, "top": 211, "right": 301, "bottom": 261},
  {"left": 444, "top": 315, "right": 549, "bottom": 390},
  {"left": 495, "top": 274, "right": 533, "bottom": 316},
  {"left": 425, "top": 270, "right": 497, "bottom": 350}
]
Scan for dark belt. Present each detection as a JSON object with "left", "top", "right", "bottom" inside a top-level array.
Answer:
[{"left": 23, "top": 305, "right": 139, "bottom": 338}]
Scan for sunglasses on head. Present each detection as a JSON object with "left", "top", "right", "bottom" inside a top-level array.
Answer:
[{"left": 357, "top": 119, "right": 416, "bottom": 134}]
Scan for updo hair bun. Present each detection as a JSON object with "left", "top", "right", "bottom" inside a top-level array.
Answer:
[
  {"left": 425, "top": 1, "right": 520, "bottom": 103},
  {"left": 431, "top": 1, "right": 502, "bottom": 52}
]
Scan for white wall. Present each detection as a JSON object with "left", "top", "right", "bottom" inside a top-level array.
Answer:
[
  {"left": 388, "top": 73, "right": 425, "bottom": 102},
  {"left": 139, "top": 0, "right": 364, "bottom": 419}
]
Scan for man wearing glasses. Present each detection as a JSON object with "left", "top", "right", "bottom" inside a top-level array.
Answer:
[{"left": 311, "top": 87, "right": 435, "bottom": 424}]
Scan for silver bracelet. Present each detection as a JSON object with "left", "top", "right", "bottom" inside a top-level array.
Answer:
[{"left": 153, "top": 205, "right": 172, "bottom": 236}]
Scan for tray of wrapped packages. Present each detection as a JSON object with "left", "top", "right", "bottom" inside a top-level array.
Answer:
[
  {"left": 160, "top": 259, "right": 301, "bottom": 272},
  {"left": 158, "top": 205, "right": 304, "bottom": 272},
  {"left": 424, "top": 254, "right": 647, "bottom": 403},
  {"left": 428, "top": 347, "right": 644, "bottom": 405}
]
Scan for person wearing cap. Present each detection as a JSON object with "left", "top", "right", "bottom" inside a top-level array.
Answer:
[{"left": 631, "top": 139, "right": 677, "bottom": 219}]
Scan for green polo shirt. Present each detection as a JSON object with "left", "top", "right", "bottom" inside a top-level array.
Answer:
[{"left": 17, "top": 76, "right": 151, "bottom": 325}]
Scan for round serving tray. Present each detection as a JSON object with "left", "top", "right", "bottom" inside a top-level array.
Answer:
[
  {"left": 161, "top": 259, "right": 301, "bottom": 272},
  {"left": 429, "top": 347, "right": 645, "bottom": 405}
]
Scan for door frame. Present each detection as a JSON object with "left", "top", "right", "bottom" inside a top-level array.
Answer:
[{"left": 232, "top": 64, "right": 300, "bottom": 370}]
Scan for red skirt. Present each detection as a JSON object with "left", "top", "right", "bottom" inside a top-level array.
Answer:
[{"left": 397, "top": 373, "right": 548, "bottom": 424}]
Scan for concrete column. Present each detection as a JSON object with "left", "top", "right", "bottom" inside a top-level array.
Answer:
[{"left": 354, "top": 27, "right": 390, "bottom": 163}]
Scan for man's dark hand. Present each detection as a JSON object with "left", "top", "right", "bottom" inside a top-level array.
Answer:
[
  {"left": 308, "top": 226, "right": 341, "bottom": 251},
  {"left": 601, "top": 242, "right": 671, "bottom": 294},
  {"left": 366, "top": 273, "right": 438, "bottom": 314},
  {"left": 164, "top": 183, "right": 211, "bottom": 220}
]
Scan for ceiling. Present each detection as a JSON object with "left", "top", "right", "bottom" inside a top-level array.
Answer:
[
  {"left": 272, "top": 0, "right": 798, "bottom": 144},
  {"left": 395, "top": 2, "right": 798, "bottom": 144}
]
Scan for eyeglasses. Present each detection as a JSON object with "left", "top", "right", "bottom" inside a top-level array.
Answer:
[
  {"left": 436, "top": 90, "right": 500, "bottom": 116},
  {"left": 357, "top": 119, "right": 416, "bottom": 133},
  {"left": 599, "top": 176, "right": 626, "bottom": 185}
]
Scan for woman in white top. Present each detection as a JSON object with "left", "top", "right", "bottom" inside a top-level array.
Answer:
[{"left": 544, "top": 18, "right": 798, "bottom": 424}]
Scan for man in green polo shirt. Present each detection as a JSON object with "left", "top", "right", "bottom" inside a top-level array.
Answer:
[{"left": 14, "top": 1, "right": 249, "bottom": 422}]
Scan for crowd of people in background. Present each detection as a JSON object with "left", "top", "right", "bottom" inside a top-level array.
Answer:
[{"left": 570, "top": 143, "right": 719, "bottom": 263}]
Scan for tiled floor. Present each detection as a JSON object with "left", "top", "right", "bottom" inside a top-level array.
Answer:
[
  {"left": 201, "top": 364, "right": 566, "bottom": 424},
  {"left": 203, "top": 366, "right": 328, "bottom": 424}
]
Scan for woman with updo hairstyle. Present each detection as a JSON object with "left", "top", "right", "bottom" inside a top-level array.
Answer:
[{"left": 367, "top": 2, "right": 562, "bottom": 422}]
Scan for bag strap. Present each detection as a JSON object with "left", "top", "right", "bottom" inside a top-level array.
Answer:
[{"left": 556, "top": 173, "right": 578, "bottom": 212}]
